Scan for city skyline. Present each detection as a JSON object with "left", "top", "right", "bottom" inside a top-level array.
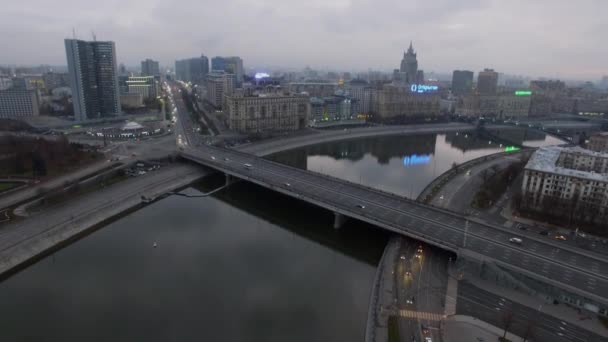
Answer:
[{"left": 1, "top": 0, "right": 607, "bottom": 80}]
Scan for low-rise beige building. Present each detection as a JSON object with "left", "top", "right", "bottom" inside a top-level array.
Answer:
[
  {"left": 226, "top": 91, "right": 310, "bottom": 133},
  {"left": 371, "top": 84, "right": 440, "bottom": 121},
  {"left": 456, "top": 93, "right": 531, "bottom": 118}
]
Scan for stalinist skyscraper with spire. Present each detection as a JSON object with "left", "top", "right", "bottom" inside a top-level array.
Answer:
[{"left": 399, "top": 41, "right": 420, "bottom": 84}]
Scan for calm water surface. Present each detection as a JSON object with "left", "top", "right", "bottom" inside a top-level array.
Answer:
[
  {"left": 0, "top": 178, "right": 387, "bottom": 341},
  {"left": 271, "top": 129, "right": 564, "bottom": 198}
]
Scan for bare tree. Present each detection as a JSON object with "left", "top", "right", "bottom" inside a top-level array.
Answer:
[
  {"left": 522, "top": 319, "right": 536, "bottom": 342},
  {"left": 481, "top": 169, "right": 490, "bottom": 182},
  {"left": 501, "top": 309, "right": 514, "bottom": 339}
]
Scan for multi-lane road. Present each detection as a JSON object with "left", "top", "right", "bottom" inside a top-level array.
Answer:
[
  {"left": 394, "top": 241, "right": 448, "bottom": 342},
  {"left": 457, "top": 281, "right": 607, "bottom": 342}
]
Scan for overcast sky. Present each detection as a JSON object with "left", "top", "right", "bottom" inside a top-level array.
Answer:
[{"left": 2, "top": 0, "right": 606, "bottom": 79}]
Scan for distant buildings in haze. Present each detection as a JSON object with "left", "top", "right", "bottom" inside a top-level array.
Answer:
[
  {"left": 141, "top": 59, "right": 160, "bottom": 77},
  {"left": 175, "top": 55, "right": 209, "bottom": 84},
  {"left": 451, "top": 70, "right": 474, "bottom": 96},
  {"left": 211, "top": 56, "right": 244, "bottom": 86},
  {"left": 477, "top": 68, "right": 499, "bottom": 95}
]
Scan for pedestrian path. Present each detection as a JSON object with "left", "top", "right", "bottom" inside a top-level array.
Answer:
[
  {"left": 398, "top": 309, "right": 445, "bottom": 321},
  {"left": 444, "top": 264, "right": 458, "bottom": 316}
]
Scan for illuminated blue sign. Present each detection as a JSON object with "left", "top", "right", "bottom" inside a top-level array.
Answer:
[
  {"left": 410, "top": 84, "right": 438, "bottom": 93},
  {"left": 403, "top": 154, "right": 432, "bottom": 166},
  {"left": 255, "top": 72, "right": 270, "bottom": 79}
]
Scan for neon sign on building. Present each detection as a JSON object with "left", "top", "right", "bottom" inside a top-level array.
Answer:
[{"left": 410, "top": 84, "right": 439, "bottom": 93}]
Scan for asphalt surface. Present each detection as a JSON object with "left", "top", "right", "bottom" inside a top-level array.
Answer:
[
  {"left": 430, "top": 156, "right": 521, "bottom": 213},
  {"left": 457, "top": 281, "right": 607, "bottom": 342}
]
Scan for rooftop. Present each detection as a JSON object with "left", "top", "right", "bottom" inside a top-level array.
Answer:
[{"left": 526, "top": 146, "right": 608, "bottom": 182}]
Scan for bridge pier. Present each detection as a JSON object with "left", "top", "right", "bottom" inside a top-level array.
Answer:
[{"left": 333, "top": 212, "right": 347, "bottom": 229}]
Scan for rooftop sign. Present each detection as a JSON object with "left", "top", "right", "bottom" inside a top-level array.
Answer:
[
  {"left": 410, "top": 84, "right": 438, "bottom": 93},
  {"left": 514, "top": 90, "right": 532, "bottom": 96},
  {"left": 254, "top": 72, "right": 270, "bottom": 79}
]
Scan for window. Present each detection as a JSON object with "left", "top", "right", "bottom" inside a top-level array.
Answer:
[{"left": 249, "top": 106, "right": 255, "bottom": 119}]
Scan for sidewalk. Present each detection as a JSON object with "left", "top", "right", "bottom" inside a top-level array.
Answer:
[
  {"left": 444, "top": 263, "right": 459, "bottom": 316},
  {"left": 444, "top": 315, "right": 523, "bottom": 342},
  {"left": 365, "top": 237, "right": 401, "bottom": 342},
  {"left": 469, "top": 276, "right": 608, "bottom": 337},
  {"left": 0, "top": 160, "right": 115, "bottom": 211}
]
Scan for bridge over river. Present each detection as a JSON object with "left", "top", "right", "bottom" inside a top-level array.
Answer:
[{"left": 180, "top": 145, "right": 608, "bottom": 313}]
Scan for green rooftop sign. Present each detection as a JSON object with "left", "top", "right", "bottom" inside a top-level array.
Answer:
[
  {"left": 505, "top": 146, "right": 521, "bottom": 152},
  {"left": 515, "top": 90, "right": 532, "bottom": 96}
]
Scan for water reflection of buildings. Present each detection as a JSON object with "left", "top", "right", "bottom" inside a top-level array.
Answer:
[
  {"left": 486, "top": 128, "right": 546, "bottom": 146},
  {"left": 294, "top": 134, "right": 437, "bottom": 165},
  {"left": 443, "top": 129, "right": 546, "bottom": 152}
]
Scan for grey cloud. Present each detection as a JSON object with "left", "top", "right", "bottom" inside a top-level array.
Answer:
[{"left": 1, "top": 0, "right": 606, "bottom": 79}]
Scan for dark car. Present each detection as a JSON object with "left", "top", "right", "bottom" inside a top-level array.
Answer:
[{"left": 540, "top": 230, "right": 550, "bottom": 236}]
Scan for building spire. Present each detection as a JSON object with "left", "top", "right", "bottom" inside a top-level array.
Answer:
[{"left": 408, "top": 41, "right": 414, "bottom": 54}]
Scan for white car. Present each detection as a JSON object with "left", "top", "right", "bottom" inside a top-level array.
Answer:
[{"left": 509, "top": 237, "right": 523, "bottom": 245}]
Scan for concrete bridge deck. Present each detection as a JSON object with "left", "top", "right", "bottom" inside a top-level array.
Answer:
[{"left": 181, "top": 146, "right": 608, "bottom": 308}]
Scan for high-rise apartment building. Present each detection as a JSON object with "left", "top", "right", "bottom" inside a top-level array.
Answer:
[
  {"left": 205, "top": 72, "right": 235, "bottom": 109},
  {"left": 451, "top": 70, "right": 474, "bottom": 96},
  {"left": 175, "top": 55, "right": 209, "bottom": 84},
  {"left": 65, "top": 39, "right": 121, "bottom": 121},
  {"left": 477, "top": 69, "right": 499, "bottom": 95},
  {"left": 211, "top": 56, "right": 244, "bottom": 86},
  {"left": 141, "top": 59, "right": 160, "bottom": 77}
]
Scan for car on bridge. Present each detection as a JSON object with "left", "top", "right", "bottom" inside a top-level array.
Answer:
[
  {"left": 243, "top": 163, "right": 252, "bottom": 169},
  {"left": 509, "top": 237, "right": 523, "bottom": 245}
]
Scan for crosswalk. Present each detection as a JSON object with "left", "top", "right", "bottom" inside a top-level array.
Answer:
[{"left": 398, "top": 309, "right": 445, "bottom": 321}]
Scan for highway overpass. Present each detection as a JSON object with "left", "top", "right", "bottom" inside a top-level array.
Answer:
[{"left": 181, "top": 146, "right": 608, "bottom": 314}]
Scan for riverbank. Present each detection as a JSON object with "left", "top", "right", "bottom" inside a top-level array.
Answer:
[{"left": 0, "top": 162, "right": 208, "bottom": 279}]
